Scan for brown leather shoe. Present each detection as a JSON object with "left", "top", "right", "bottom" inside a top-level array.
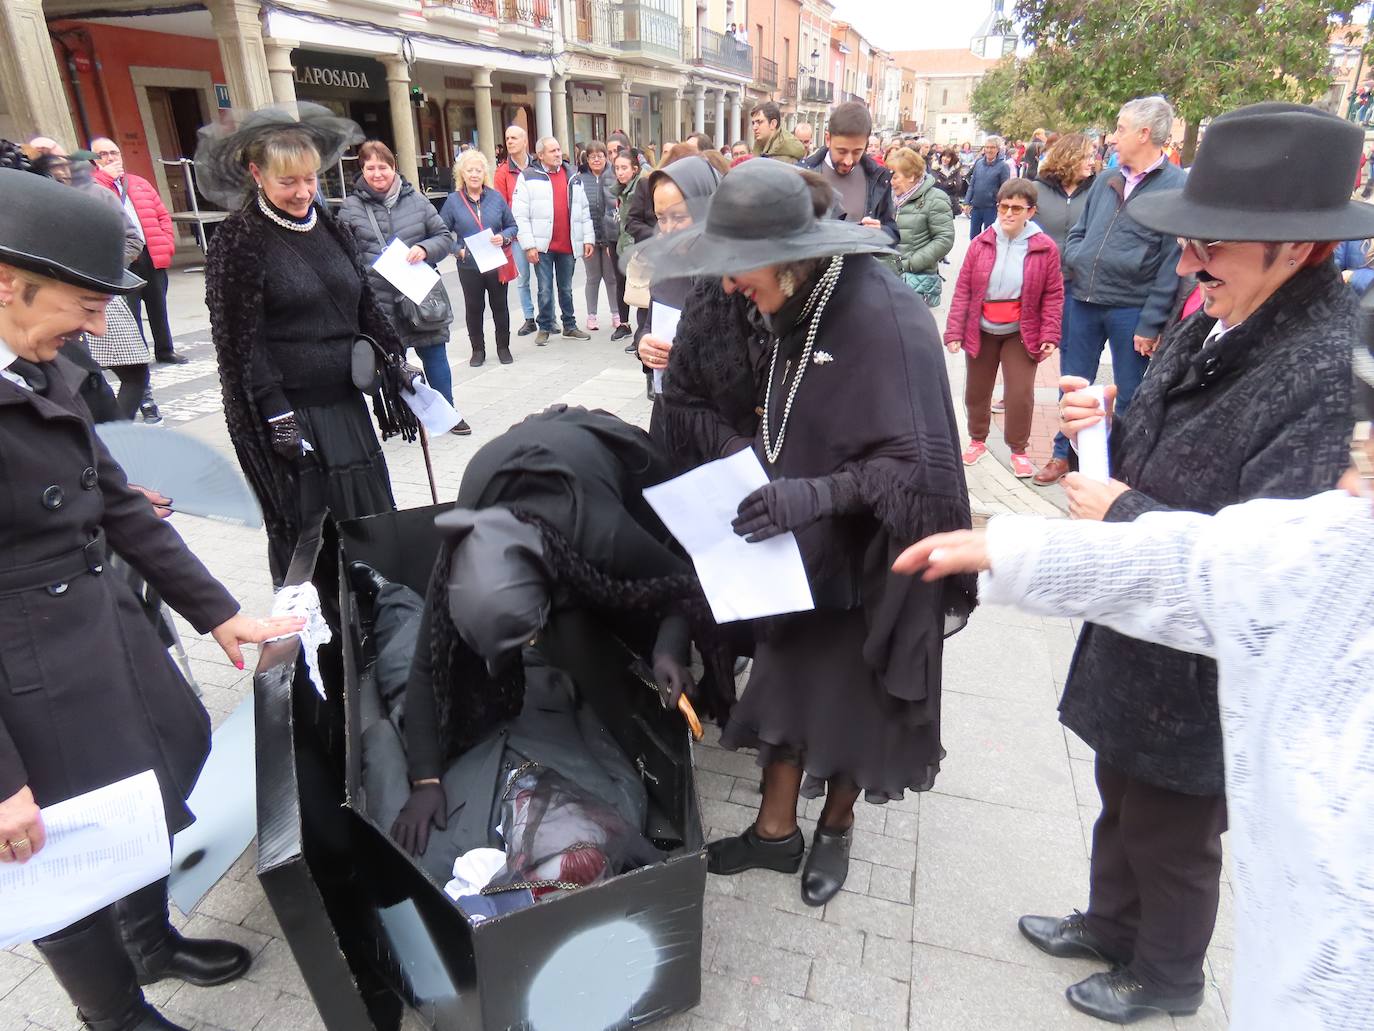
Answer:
[{"left": 1032, "top": 457, "right": 1070, "bottom": 486}]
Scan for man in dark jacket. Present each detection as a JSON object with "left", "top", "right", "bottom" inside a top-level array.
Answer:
[
  {"left": 1038, "top": 96, "right": 1186, "bottom": 485},
  {"left": 798, "top": 101, "right": 899, "bottom": 245},
  {"left": 963, "top": 136, "right": 1010, "bottom": 237}
]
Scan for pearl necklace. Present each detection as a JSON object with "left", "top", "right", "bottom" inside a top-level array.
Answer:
[
  {"left": 761, "top": 255, "right": 845, "bottom": 465},
  {"left": 256, "top": 192, "right": 317, "bottom": 232}
]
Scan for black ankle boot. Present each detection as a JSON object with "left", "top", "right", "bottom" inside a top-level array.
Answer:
[
  {"left": 706, "top": 825, "right": 804, "bottom": 876},
  {"left": 496, "top": 333, "right": 513, "bottom": 364},
  {"left": 35, "top": 914, "right": 188, "bottom": 1030},
  {"left": 470, "top": 346, "right": 486, "bottom": 368},
  {"left": 347, "top": 561, "right": 390, "bottom": 605},
  {"left": 114, "top": 878, "right": 251, "bottom": 988},
  {"left": 800, "top": 824, "right": 852, "bottom": 906}
]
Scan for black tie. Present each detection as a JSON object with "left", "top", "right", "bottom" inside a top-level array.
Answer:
[{"left": 9, "top": 358, "right": 49, "bottom": 395}]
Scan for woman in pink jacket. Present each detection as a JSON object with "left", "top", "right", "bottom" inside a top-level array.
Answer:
[{"left": 945, "top": 177, "right": 1064, "bottom": 478}]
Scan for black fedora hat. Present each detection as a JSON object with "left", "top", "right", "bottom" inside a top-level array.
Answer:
[
  {"left": 0, "top": 168, "right": 143, "bottom": 294},
  {"left": 1129, "top": 102, "right": 1374, "bottom": 242},
  {"left": 636, "top": 157, "right": 894, "bottom": 281}
]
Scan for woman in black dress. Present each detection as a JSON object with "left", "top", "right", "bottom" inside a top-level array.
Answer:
[
  {"left": 200, "top": 105, "right": 419, "bottom": 583},
  {"left": 637, "top": 159, "right": 976, "bottom": 906}
]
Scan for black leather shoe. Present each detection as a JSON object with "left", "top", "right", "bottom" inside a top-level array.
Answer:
[
  {"left": 800, "top": 824, "right": 852, "bottom": 906},
  {"left": 707, "top": 825, "right": 804, "bottom": 876},
  {"left": 347, "top": 561, "right": 390, "bottom": 604},
  {"left": 1066, "top": 970, "right": 1204, "bottom": 1024},
  {"left": 131, "top": 927, "right": 252, "bottom": 988},
  {"left": 155, "top": 353, "right": 190, "bottom": 365},
  {"left": 517, "top": 318, "right": 537, "bottom": 336},
  {"left": 1019, "top": 911, "right": 1129, "bottom": 966}
]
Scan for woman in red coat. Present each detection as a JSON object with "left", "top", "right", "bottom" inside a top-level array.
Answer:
[{"left": 945, "top": 177, "right": 1064, "bottom": 479}]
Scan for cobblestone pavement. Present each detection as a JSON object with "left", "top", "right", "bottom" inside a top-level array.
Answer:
[{"left": 4, "top": 232, "right": 1232, "bottom": 1030}]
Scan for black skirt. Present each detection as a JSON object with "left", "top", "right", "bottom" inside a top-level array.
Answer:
[
  {"left": 267, "top": 392, "right": 395, "bottom": 581},
  {"left": 719, "top": 607, "right": 944, "bottom": 804}
]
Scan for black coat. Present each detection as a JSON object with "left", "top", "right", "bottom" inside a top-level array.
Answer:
[
  {"left": 0, "top": 358, "right": 238, "bottom": 832},
  {"left": 1060, "top": 263, "right": 1356, "bottom": 794},
  {"left": 798, "top": 149, "right": 899, "bottom": 244}
]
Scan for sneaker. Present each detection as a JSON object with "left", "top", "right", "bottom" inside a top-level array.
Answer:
[
  {"left": 610, "top": 324, "right": 632, "bottom": 341},
  {"left": 517, "top": 318, "right": 538, "bottom": 337},
  {"left": 611, "top": 315, "right": 622, "bottom": 329},
  {"left": 140, "top": 400, "right": 162, "bottom": 424},
  {"left": 449, "top": 420, "right": 472, "bottom": 436},
  {"left": 562, "top": 326, "right": 591, "bottom": 340},
  {"left": 535, "top": 330, "right": 550, "bottom": 346},
  {"left": 990, "top": 397, "right": 1006, "bottom": 414},
  {"left": 1009, "top": 452, "right": 1035, "bottom": 478},
  {"left": 962, "top": 440, "right": 988, "bottom": 466},
  {"left": 586, "top": 314, "right": 599, "bottom": 331}
]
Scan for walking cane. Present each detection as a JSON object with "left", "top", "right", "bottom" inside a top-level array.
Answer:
[{"left": 419, "top": 426, "right": 439, "bottom": 504}]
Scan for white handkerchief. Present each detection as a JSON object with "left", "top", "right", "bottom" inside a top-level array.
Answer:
[{"left": 268, "top": 582, "right": 333, "bottom": 698}]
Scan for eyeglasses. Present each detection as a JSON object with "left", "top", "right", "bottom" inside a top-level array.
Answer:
[
  {"left": 94, "top": 148, "right": 120, "bottom": 159},
  {"left": 997, "top": 203, "right": 1030, "bottom": 214},
  {"left": 1178, "top": 238, "right": 1226, "bottom": 263}
]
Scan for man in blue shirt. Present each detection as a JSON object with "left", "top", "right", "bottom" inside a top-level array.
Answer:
[{"left": 963, "top": 136, "right": 1011, "bottom": 237}]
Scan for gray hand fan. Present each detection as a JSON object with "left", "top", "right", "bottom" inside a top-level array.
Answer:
[{"left": 95, "top": 422, "right": 262, "bottom": 529}]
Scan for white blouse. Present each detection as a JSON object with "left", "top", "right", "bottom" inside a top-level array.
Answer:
[{"left": 981, "top": 491, "right": 1374, "bottom": 1031}]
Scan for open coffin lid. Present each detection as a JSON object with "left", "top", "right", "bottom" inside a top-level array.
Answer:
[{"left": 252, "top": 507, "right": 708, "bottom": 1030}]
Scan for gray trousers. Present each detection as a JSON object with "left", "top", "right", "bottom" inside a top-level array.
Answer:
[{"left": 583, "top": 243, "right": 619, "bottom": 316}]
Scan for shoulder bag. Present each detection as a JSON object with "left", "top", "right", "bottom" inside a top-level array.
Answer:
[{"left": 363, "top": 203, "right": 454, "bottom": 333}]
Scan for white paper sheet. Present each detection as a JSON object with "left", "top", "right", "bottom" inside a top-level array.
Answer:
[
  {"left": 401, "top": 378, "right": 462, "bottom": 435},
  {"left": 0, "top": 771, "right": 170, "bottom": 947},
  {"left": 1075, "top": 384, "right": 1111, "bottom": 482},
  {"left": 372, "top": 237, "right": 441, "bottom": 305},
  {"left": 464, "top": 230, "right": 507, "bottom": 274},
  {"left": 643, "top": 448, "right": 815, "bottom": 622},
  {"left": 649, "top": 301, "right": 682, "bottom": 397}
]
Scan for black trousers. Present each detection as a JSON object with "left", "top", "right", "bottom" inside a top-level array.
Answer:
[
  {"left": 110, "top": 363, "right": 150, "bottom": 420},
  {"left": 128, "top": 247, "right": 174, "bottom": 359},
  {"left": 613, "top": 242, "right": 630, "bottom": 322},
  {"left": 1083, "top": 757, "right": 1227, "bottom": 994},
  {"left": 457, "top": 266, "right": 510, "bottom": 349}
]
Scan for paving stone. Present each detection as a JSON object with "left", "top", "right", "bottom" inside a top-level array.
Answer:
[
  {"left": 194, "top": 875, "right": 265, "bottom": 926},
  {"left": 180, "top": 914, "right": 272, "bottom": 958},
  {"left": 730, "top": 867, "right": 821, "bottom": 918},
  {"left": 823, "top": 890, "right": 913, "bottom": 942},
  {"left": 694, "top": 769, "right": 736, "bottom": 803},
  {"left": 943, "top": 617, "right": 1059, "bottom": 706},
  {"left": 848, "top": 827, "right": 916, "bottom": 872},
  {"left": 249, "top": 992, "right": 328, "bottom": 1031},
  {"left": 698, "top": 797, "right": 759, "bottom": 836},
  {"left": 861, "top": 933, "right": 913, "bottom": 983},
  {"left": 839, "top": 858, "right": 873, "bottom": 897},
  {"left": 1207, "top": 945, "right": 1233, "bottom": 1013},
  {"left": 746, "top": 981, "right": 859, "bottom": 1031},
  {"left": 0, "top": 949, "right": 39, "bottom": 998},
  {"left": 1068, "top": 757, "right": 1097, "bottom": 809},
  {"left": 239, "top": 897, "right": 284, "bottom": 939},
  {"left": 709, "top": 934, "right": 812, "bottom": 997},
  {"left": 0, "top": 962, "right": 78, "bottom": 1030},
  {"left": 693, "top": 746, "right": 762, "bottom": 781},
  {"left": 687, "top": 970, "right": 751, "bottom": 1027},
  {"left": 883, "top": 808, "right": 919, "bottom": 843},
  {"left": 1188, "top": 985, "right": 1232, "bottom": 1031},
  {"left": 867, "top": 863, "right": 914, "bottom": 905},
  {"left": 161, "top": 979, "right": 279, "bottom": 1031},
  {"left": 704, "top": 895, "right": 864, "bottom": 967},
  {"left": 806, "top": 956, "right": 909, "bottom": 1025},
  {"left": 242, "top": 939, "right": 310, "bottom": 998},
  {"left": 908, "top": 942, "right": 1105, "bottom": 1030}
]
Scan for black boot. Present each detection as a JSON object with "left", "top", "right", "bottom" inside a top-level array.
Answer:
[
  {"left": 35, "top": 914, "right": 188, "bottom": 1030},
  {"left": 800, "top": 824, "right": 852, "bottom": 906},
  {"left": 469, "top": 344, "right": 486, "bottom": 368},
  {"left": 114, "top": 878, "right": 251, "bottom": 988},
  {"left": 496, "top": 331, "right": 513, "bottom": 365},
  {"left": 706, "top": 824, "right": 804, "bottom": 876},
  {"left": 348, "top": 561, "right": 391, "bottom": 605}
]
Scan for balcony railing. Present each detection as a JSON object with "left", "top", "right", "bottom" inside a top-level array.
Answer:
[
  {"left": 501, "top": 0, "right": 552, "bottom": 28},
  {"left": 689, "top": 27, "right": 754, "bottom": 77},
  {"left": 619, "top": 0, "right": 682, "bottom": 61},
  {"left": 784, "top": 76, "right": 798, "bottom": 100},
  {"left": 421, "top": 0, "right": 501, "bottom": 15},
  {"left": 575, "top": 0, "right": 615, "bottom": 45},
  {"left": 802, "top": 77, "right": 833, "bottom": 104},
  {"left": 756, "top": 54, "right": 778, "bottom": 88}
]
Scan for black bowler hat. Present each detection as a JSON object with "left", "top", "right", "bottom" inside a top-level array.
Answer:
[
  {"left": 0, "top": 168, "right": 143, "bottom": 294},
  {"left": 1129, "top": 102, "right": 1374, "bottom": 242},
  {"left": 636, "top": 157, "right": 893, "bottom": 281}
]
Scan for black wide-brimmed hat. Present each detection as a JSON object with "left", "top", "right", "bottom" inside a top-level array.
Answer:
[
  {"left": 636, "top": 157, "right": 894, "bottom": 281},
  {"left": 0, "top": 168, "right": 143, "bottom": 294},
  {"left": 1130, "top": 102, "right": 1374, "bottom": 242},
  {"left": 194, "top": 102, "right": 363, "bottom": 208}
]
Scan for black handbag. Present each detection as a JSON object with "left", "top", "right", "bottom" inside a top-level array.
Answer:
[{"left": 363, "top": 204, "right": 453, "bottom": 332}]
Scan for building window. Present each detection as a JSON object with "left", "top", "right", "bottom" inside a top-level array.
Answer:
[{"left": 942, "top": 88, "right": 949, "bottom": 106}]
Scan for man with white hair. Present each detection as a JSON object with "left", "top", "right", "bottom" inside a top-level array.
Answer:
[
  {"left": 1034, "top": 96, "right": 1186, "bottom": 486},
  {"left": 512, "top": 136, "right": 594, "bottom": 345}
]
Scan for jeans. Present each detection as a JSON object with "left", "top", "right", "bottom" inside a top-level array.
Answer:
[
  {"left": 969, "top": 205, "right": 996, "bottom": 238},
  {"left": 410, "top": 341, "right": 453, "bottom": 405},
  {"left": 1051, "top": 296, "right": 1150, "bottom": 459},
  {"left": 533, "top": 250, "right": 577, "bottom": 332},
  {"left": 128, "top": 246, "right": 174, "bottom": 359},
  {"left": 512, "top": 244, "right": 534, "bottom": 321}
]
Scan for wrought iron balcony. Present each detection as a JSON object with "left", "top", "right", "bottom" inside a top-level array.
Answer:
[
  {"left": 756, "top": 54, "right": 778, "bottom": 88},
  {"left": 802, "top": 77, "right": 833, "bottom": 104},
  {"left": 784, "top": 76, "right": 798, "bottom": 100},
  {"left": 689, "top": 27, "right": 754, "bottom": 77},
  {"left": 575, "top": 0, "right": 616, "bottom": 45},
  {"left": 619, "top": 0, "right": 682, "bottom": 61},
  {"left": 501, "top": 0, "right": 552, "bottom": 28},
  {"left": 420, "top": 0, "right": 500, "bottom": 17}
]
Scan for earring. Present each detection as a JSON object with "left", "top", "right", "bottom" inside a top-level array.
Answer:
[
  {"left": 778, "top": 268, "right": 797, "bottom": 298},
  {"left": 1289, "top": 259, "right": 1297, "bottom": 267}
]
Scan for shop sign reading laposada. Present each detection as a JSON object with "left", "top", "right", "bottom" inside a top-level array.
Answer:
[
  {"left": 295, "top": 65, "right": 372, "bottom": 90},
  {"left": 289, "top": 50, "right": 387, "bottom": 99}
]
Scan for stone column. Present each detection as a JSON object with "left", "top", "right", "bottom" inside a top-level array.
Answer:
[
  {"left": 668, "top": 88, "right": 685, "bottom": 144},
  {"left": 533, "top": 75, "right": 553, "bottom": 145},
  {"left": 693, "top": 85, "right": 707, "bottom": 134},
  {"left": 382, "top": 56, "right": 421, "bottom": 187},
  {"left": 205, "top": 0, "right": 273, "bottom": 112},
  {"left": 729, "top": 91, "right": 742, "bottom": 146},
  {"left": 712, "top": 88, "right": 725, "bottom": 146},
  {"left": 552, "top": 74, "right": 570, "bottom": 152},
  {"left": 473, "top": 68, "right": 497, "bottom": 169},
  {"left": 616, "top": 78, "right": 634, "bottom": 142},
  {"left": 0, "top": 0, "right": 76, "bottom": 143},
  {"left": 262, "top": 37, "right": 298, "bottom": 107}
]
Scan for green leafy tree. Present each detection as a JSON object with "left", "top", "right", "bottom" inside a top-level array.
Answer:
[
  {"left": 1011, "top": 0, "right": 1361, "bottom": 160},
  {"left": 971, "top": 57, "right": 1072, "bottom": 139}
]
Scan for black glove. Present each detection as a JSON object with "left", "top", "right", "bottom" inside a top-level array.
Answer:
[
  {"left": 733, "top": 477, "right": 832, "bottom": 542},
  {"left": 268, "top": 413, "right": 302, "bottom": 460},
  {"left": 652, "top": 652, "right": 695, "bottom": 708},
  {"left": 390, "top": 781, "right": 447, "bottom": 856}
]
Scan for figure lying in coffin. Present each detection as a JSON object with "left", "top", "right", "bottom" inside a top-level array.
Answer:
[{"left": 351, "top": 405, "right": 731, "bottom": 917}]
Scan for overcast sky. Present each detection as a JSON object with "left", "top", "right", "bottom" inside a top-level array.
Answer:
[{"left": 826, "top": 0, "right": 995, "bottom": 50}]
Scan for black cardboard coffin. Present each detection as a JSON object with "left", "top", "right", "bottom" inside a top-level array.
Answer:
[{"left": 253, "top": 508, "right": 708, "bottom": 1030}]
